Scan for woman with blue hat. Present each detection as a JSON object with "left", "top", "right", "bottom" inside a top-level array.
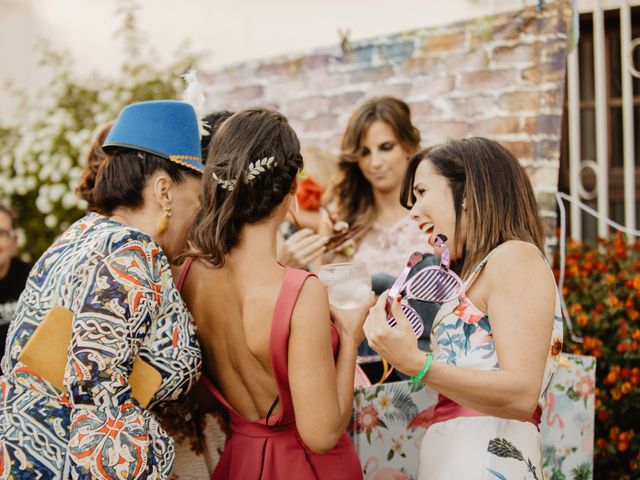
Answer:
[{"left": 0, "top": 100, "right": 203, "bottom": 479}]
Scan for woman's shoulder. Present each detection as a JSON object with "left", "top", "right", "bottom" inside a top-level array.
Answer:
[
  {"left": 293, "top": 273, "right": 329, "bottom": 314},
  {"left": 483, "top": 240, "right": 554, "bottom": 287},
  {"left": 487, "top": 240, "right": 545, "bottom": 264}
]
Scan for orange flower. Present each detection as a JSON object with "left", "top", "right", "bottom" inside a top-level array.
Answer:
[
  {"left": 607, "top": 295, "right": 622, "bottom": 309},
  {"left": 612, "top": 388, "right": 622, "bottom": 400},
  {"left": 621, "top": 382, "right": 632, "bottom": 394},
  {"left": 634, "top": 274, "right": 640, "bottom": 292},
  {"left": 604, "top": 371, "right": 618, "bottom": 384},
  {"left": 619, "top": 441, "right": 629, "bottom": 452},
  {"left": 576, "top": 313, "right": 589, "bottom": 326},
  {"left": 618, "top": 431, "right": 630, "bottom": 442},
  {"left": 596, "top": 438, "right": 608, "bottom": 449},
  {"left": 610, "top": 426, "right": 621, "bottom": 440},
  {"left": 550, "top": 338, "right": 562, "bottom": 357}
]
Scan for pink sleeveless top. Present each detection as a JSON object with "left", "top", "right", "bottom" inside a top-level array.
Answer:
[{"left": 177, "top": 261, "right": 363, "bottom": 480}]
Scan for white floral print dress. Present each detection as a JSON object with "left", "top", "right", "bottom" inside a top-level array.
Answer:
[{"left": 418, "top": 246, "right": 564, "bottom": 480}]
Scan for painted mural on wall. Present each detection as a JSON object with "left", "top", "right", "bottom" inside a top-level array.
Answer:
[{"left": 202, "top": 0, "right": 573, "bottom": 240}]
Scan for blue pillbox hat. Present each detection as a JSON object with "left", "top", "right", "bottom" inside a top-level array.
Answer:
[{"left": 103, "top": 100, "right": 204, "bottom": 173}]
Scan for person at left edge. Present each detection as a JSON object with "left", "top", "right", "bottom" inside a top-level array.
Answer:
[
  {"left": 0, "top": 204, "right": 32, "bottom": 374},
  {"left": 0, "top": 100, "right": 203, "bottom": 479}
]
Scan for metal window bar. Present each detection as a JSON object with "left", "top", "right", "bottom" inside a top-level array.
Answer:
[
  {"left": 620, "top": 1, "right": 637, "bottom": 240},
  {"left": 593, "top": 1, "right": 609, "bottom": 238},
  {"left": 568, "top": 43, "right": 583, "bottom": 240},
  {"left": 566, "top": 1, "right": 638, "bottom": 241}
]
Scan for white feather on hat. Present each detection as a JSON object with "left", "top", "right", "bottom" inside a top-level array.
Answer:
[{"left": 182, "top": 69, "right": 209, "bottom": 139}]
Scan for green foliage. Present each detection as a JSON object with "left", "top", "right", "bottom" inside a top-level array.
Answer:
[{"left": 0, "top": 2, "right": 197, "bottom": 260}]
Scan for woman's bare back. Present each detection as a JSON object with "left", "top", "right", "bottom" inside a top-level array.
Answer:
[{"left": 182, "top": 259, "right": 286, "bottom": 421}]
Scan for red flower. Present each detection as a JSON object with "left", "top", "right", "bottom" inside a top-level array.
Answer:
[
  {"left": 357, "top": 405, "right": 380, "bottom": 433},
  {"left": 576, "top": 375, "right": 595, "bottom": 399},
  {"left": 453, "top": 297, "right": 484, "bottom": 325},
  {"left": 296, "top": 177, "right": 323, "bottom": 211}
]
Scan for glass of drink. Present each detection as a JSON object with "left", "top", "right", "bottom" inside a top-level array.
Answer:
[{"left": 318, "top": 261, "right": 372, "bottom": 310}]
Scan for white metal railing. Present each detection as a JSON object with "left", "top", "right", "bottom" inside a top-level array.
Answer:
[{"left": 564, "top": 0, "right": 638, "bottom": 241}]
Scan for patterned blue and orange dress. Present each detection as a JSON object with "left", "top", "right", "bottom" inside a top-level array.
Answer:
[{"left": 0, "top": 213, "right": 201, "bottom": 479}]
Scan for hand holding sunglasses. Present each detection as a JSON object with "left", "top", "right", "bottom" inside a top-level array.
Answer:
[{"left": 385, "top": 234, "right": 465, "bottom": 338}]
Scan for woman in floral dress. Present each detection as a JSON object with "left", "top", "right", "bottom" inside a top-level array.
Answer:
[
  {"left": 0, "top": 100, "right": 203, "bottom": 479},
  {"left": 364, "top": 137, "right": 563, "bottom": 480}
]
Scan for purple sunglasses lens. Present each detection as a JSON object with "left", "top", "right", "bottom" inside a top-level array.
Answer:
[
  {"left": 386, "top": 303, "right": 424, "bottom": 338},
  {"left": 404, "top": 268, "right": 463, "bottom": 303}
]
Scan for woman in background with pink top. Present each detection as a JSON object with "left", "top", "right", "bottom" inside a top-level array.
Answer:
[
  {"left": 177, "top": 108, "right": 372, "bottom": 479},
  {"left": 324, "top": 96, "right": 432, "bottom": 281}
]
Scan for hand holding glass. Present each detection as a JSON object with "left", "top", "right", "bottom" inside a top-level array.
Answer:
[{"left": 318, "top": 262, "right": 372, "bottom": 310}]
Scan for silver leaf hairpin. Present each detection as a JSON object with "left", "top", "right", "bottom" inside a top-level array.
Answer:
[
  {"left": 246, "top": 156, "right": 275, "bottom": 181},
  {"left": 212, "top": 156, "right": 276, "bottom": 193},
  {"left": 212, "top": 171, "right": 237, "bottom": 191}
]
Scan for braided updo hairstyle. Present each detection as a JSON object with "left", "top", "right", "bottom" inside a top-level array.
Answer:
[{"left": 189, "top": 108, "right": 303, "bottom": 266}]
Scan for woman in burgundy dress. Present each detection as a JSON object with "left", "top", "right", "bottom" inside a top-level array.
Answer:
[{"left": 178, "top": 108, "right": 371, "bottom": 479}]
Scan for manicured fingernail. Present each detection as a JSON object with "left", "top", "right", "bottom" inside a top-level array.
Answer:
[{"left": 396, "top": 295, "right": 402, "bottom": 303}]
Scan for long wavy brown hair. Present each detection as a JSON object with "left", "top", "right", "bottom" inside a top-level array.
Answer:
[
  {"left": 328, "top": 96, "right": 421, "bottom": 231},
  {"left": 189, "top": 108, "right": 303, "bottom": 267},
  {"left": 400, "top": 137, "right": 545, "bottom": 280}
]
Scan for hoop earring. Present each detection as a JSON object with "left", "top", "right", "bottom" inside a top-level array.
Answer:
[{"left": 155, "top": 206, "right": 172, "bottom": 235}]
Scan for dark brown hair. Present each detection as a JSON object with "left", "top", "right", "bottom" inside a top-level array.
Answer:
[
  {"left": 400, "top": 137, "right": 545, "bottom": 280},
  {"left": 92, "top": 150, "right": 200, "bottom": 214},
  {"left": 0, "top": 203, "right": 16, "bottom": 230},
  {"left": 201, "top": 110, "right": 234, "bottom": 161},
  {"left": 189, "top": 108, "right": 303, "bottom": 267},
  {"left": 330, "top": 96, "right": 421, "bottom": 230},
  {"left": 76, "top": 122, "right": 113, "bottom": 211}
]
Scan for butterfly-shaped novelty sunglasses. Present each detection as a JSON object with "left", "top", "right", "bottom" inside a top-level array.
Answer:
[{"left": 385, "top": 234, "right": 464, "bottom": 337}]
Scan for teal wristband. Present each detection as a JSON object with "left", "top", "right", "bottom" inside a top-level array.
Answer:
[{"left": 410, "top": 352, "right": 433, "bottom": 384}]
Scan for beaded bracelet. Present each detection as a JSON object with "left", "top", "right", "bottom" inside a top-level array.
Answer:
[{"left": 410, "top": 352, "right": 433, "bottom": 384}]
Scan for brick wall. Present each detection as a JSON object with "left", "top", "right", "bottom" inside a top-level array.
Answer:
[{"left": 201, "top": 0, "right": 573, "bottom": 246}]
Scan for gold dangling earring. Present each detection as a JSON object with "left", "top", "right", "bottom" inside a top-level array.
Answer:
[{"left": 156, "top": 206, "right": 172, "bottom": 235}]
